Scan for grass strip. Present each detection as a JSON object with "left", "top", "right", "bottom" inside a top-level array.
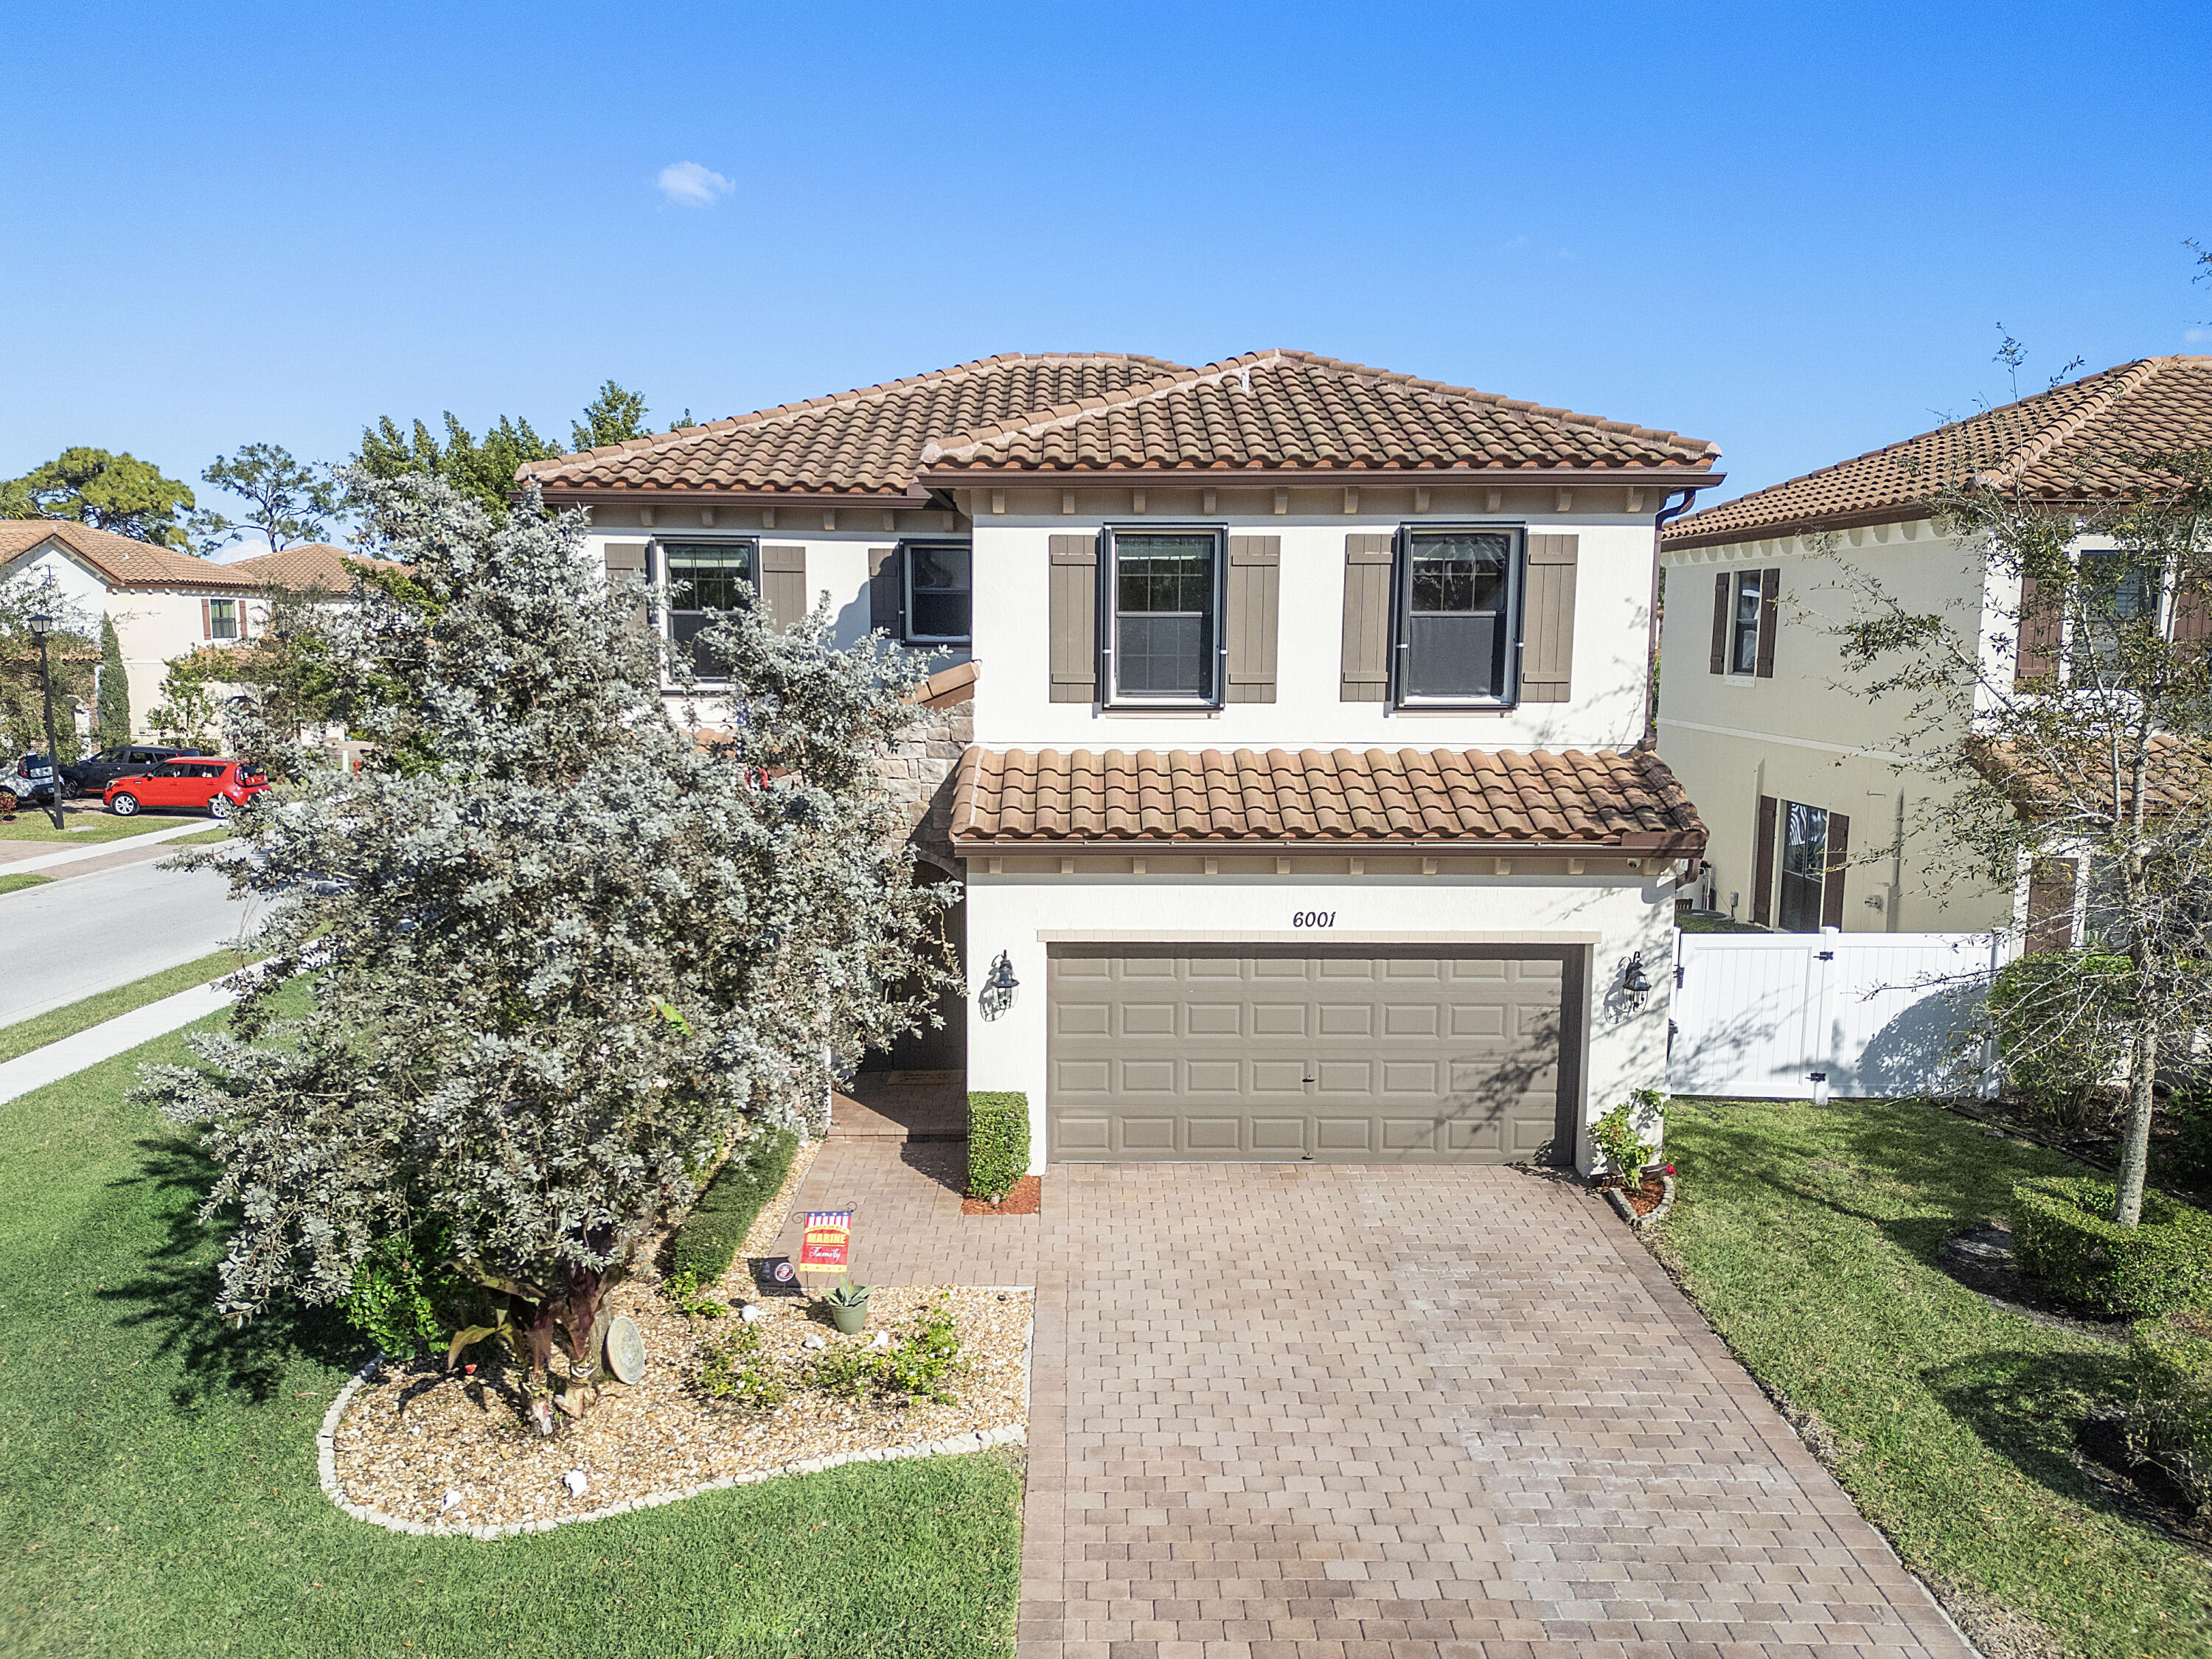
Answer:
[
  {"left": 0, "top": 872, "right": 53, "bottom": 897},
  {"left": 0, "top": 948, "right": 256, "bottom": 1066},
  {"left": 1662, "top": 1096, "right": 2212, "bottom": 1658},
  {"left": 0, "top": 1008, "right": 1021, "bottom": 1658},
  {"left": 164, "top": 825, "right": 235, "bottom": 847},
  {"left": 0, "top": 811, "right": 195, "bottom": 844}
]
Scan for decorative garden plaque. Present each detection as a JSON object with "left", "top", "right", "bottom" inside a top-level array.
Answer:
[{"left": 604, "top": 1315, "right": 647, "bottom": 1384}]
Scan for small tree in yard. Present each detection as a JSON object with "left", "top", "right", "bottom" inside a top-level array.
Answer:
[
  {"left": 1832, "top": 449, "right": 2212, "bottom": 1228},
  {"left": 137, "top": 473, "right": 956, "bottom": 1426}
]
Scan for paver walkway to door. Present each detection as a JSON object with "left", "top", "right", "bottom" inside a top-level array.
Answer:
[{"left": 1019, "top": 1164, "right": 1972, "bottom": 1659}]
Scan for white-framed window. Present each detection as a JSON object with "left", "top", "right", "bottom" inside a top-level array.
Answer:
[
  {"left": 1393, "top": 527, "right": 1521, "bottom": 706},
  {"left": 901, "top": 540, "right": 971, "bottom": 644},
  {"left": 659, "top": 538, "right": 757, "bottom": 678},
  {"left": 1725, "top": 570, "right": 1763, "bottom": 675},
  {"left": 209, "top": 598, "right": 240, "bottom": 641},
  {"left": 1105, "top": 526, "right": 1223, "bottom": 706}
]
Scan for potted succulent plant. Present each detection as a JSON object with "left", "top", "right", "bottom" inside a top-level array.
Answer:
[{"left": 821, "top": 1278, "right": 872, "bottom": 1335}]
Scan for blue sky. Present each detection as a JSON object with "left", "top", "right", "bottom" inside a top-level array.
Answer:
[{"left": 4, "top": 1, "right": 2208, "bottom": 531}]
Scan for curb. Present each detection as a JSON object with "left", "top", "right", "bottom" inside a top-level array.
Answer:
[{"left": 318, "top": 1314, "right": 1036, "bottom": 1540}]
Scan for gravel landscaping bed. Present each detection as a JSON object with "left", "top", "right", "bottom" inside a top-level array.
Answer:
[{"left": 323, "top": 1137, "right": 1034, "bottom": 1536}]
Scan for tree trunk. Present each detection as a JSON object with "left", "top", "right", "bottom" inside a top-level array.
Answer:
[{"left": 2115, "top": 1013, "right": 2157, "bottom": 1226}]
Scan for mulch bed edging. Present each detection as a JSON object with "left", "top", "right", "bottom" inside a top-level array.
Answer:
[
  {"left": 1603, "top": 1172, "right": 1675, "bottom": 1230},
  {"left": 962, "top": 1175, "right": 1040, "bottom": 1217}
]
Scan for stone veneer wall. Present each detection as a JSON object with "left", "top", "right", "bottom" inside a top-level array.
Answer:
[{"left": 877, "top": 700, "right": 971, "bottom": 873}]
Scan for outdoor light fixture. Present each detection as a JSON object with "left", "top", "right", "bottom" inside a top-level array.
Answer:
[
  {"left": 25, "top": 611, "right": 53, "bottom": 637},
  {"left": 1621, "top": 951, "right": 1652, "bottom": 1012},
  {"left": 978, "top": 949, "right": 1020, "bottom": 1022}
]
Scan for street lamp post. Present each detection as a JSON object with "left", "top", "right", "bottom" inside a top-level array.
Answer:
[{"left": 26, "top": 611, "right": 66, "bottom": 831}]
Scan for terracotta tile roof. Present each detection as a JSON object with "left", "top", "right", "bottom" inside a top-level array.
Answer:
[
  {"left": 0, "top": 524, "right": 380, "bottom": 593},
  {"left": 1971, "top": 731, "right": 2212, "bottom": 824},
  {"left": 1666, "top": 356, "right": 2212, "bottom": 551},
  {"left": 517, "top": 354, "right": 1194, "bottom": 499},
  {"left": 908, "top": 659, "right": 978, "bottom": 709},
  {"left": 952, "top": 746, "right": 1705, "bottom": 852},
  {"left": 919, "top": 349, "right": 1720, "bottom": 479}
]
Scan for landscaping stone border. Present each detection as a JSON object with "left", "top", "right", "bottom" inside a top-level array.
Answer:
[
  {"left": 1604, "top": 1172, "right": 1676, "bottom": 1231},
  {"left": 316, "top": 1305, "right": 1035, "bottom": 1540}
]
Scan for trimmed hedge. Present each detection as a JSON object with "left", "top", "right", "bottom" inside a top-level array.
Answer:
[
  {"left": 668, "top": 1128, "right": 801, "bottom": 1282},
  {"left": 2127, "top": 1311, "right": 2212, "bottom": 1510},
  {"left": 967, "top": 1092, "right": 1029, "bottom": 1203},
  {"left": 2011, "top": 1175, "right": 2212, "bottom": 1317}
]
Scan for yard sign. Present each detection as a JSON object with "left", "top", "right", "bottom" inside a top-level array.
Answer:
[{"left": 798, "top": 1210, "right": 852, "bottom": 1275}]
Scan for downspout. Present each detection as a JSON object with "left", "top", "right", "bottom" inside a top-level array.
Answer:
[{"left": 1642, "top": 488, "right": 1702, "bottom": 750}]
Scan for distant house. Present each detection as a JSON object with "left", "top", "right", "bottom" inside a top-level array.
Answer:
[
  {"left": 1655, "top": 355, "right": 2212, "bottom": 940},
  {"left": 0, "top": 521, "right": 361, "bottom": 737}
]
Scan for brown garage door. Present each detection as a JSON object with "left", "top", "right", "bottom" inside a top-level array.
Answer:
[{"left": 1047, "top": 945, "right": 1580, "bottom": 1164}]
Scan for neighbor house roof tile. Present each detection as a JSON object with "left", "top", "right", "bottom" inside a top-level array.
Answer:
[
  {"left": 0, "top": 524, "right": 378, "bottom": 593},
  {"left": 952, "top": 745, "right": 1705, "bottom": 851},
  {"left": 920, "top": 349, "right": 1720, "bottom": 477},
  {"left": 1666, "top": 356, "right": 2212, "bottom": 550},
  {"left": 516, "top": 354, "right": 1194, "bottom": 498}
]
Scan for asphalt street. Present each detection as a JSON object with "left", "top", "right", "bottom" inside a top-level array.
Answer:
[{"left": 0, "top": 856, "right": 269, "bottom": 1025}]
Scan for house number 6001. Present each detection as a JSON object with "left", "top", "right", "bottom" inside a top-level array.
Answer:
[{"left": 1291, "top": 911, "right": 1337, "bottom": 928}]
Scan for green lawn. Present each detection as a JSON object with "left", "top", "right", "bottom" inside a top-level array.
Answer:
[
  {"left": 0, "top": 949, "right": 259, "bottom": 1065},
  {"left": 0, "top": 1014, "right": 1023, "bottom": 1658},
  {"left": 1663, "top": 1097, "right": 2212, "bottom": 1658},
  {"left": 0, "top": 808, "right": 195, "bottom": 844},
  {"left": 0, "top": 872, "right": 52, "bottom": 897},
  {"left": 165, "top": 825, "right": 236, "bottom": 848}
]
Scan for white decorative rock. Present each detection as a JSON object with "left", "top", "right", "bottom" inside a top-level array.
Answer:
[
  {"left": 441, "top": 1490, "right": 463, "bottom": 1512},
  {"left": 738, "top": 1304, "right": 764, "bottom": 1323},
  {"left": 563, "top": 1470, "right": 589, "bottom": 1498},
  {"left": 801, "top": 1334, "right": 826, "bottom": 1351}
]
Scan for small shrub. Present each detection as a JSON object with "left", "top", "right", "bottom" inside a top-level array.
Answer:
[
  {"left": 667, "top": 1127, "right": 801, "bottom": 1282},
  {"left": 661, "top": 1268, "right": 726, "bottom": 1319},
  {"left": 2011, "top": 1176, "right": 2212, "bottom": 1317},
  {"left": 1590, "top": 1088, "right": 1663, "bottom": 1181},
  {"left": 804, "top": 1341, "right": 877, "bottom": 1400},
  {"left": 874, "top": 1302, "right": 964, "bottom": 1404},
  {"left": 2167, "top": 1075, "right": 2212, "bottom": 1185},
  {"left": 341, "top": 1228, "right": 474, "bottom": 1357},
  {"left": 2126, "top": 1311, "right": 2212, "bottom": 1511},
  {"left": 698, "top": 1324, "right": 787, "bottom": 1409},
  {"left": 1989, "top": 950, "right": 2133, "bottom": 1130},
  {"left": 967, "top": 1091, "right": 1029, "bottom": 1203}
]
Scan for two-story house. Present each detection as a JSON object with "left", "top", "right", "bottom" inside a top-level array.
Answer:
[
  {"left": 521, "top": 349, "right": 1725, "bottom": 1173},
  {"left": 1655, "top": 355, "right": 2212, "bottom": 944},
  {"left": 0, "top": 520, "right": 362, "bottom": 738}
]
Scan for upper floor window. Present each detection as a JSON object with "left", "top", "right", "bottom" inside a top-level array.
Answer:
[
  {"left": 208, "top": 598, "right": 240, "bottom": 641},
  {"left": 1108, "top": 529, "right": 1222, "bottom": 705},
  {"left": 2072, "top": 549, "right": 2152, "bottom": 684},
  {"left": 902, "top": 541, "right": 971, "bottom": 644},
  {"left": 1709, "top": 567, "right": 1775, "bottom": 679},
  {"left": 662, "top": 540, "right": 756, "bottom": 677},
  {"left": 1397, "top": 529, "right": 1517, "bottom": 704}
]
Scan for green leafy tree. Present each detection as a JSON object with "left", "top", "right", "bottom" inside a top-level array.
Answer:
[
  {"left": 11, "top": 447, "right": 195, "bottom": 546},
  {"left": 570, "top": 380, "right": 650, "bottom": 451},
  {"left": 97, "top": 616, "right": 129, "bottom": 747},
  {"left": 0, "top": 577, "right": 96, "bottom": 764},
  {"left": 139, "top": 473, "right": 954, "bottom": 1426},
  {"left": 1832, "top": 451, "right": 2212, "bottom": 1228},
  {"left": 195, "top": 443, "right": 344, "bottom": 554},
  {"left": 353, "top": 413, "right": 561, "bottom": 522}
]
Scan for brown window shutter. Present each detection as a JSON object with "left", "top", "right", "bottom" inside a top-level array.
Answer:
[
  {"left": 2172, "top": 584, "right": 2210, "bottom": 652},
  {"left": 1709, "top": 572, "right": 1729, "bottom": 675},
  {"left": 1521, "top": 533, "right": 1578, "bottom": 703},
  {"left": 1340, "top": 533, "right": 1395, "bottom": 701},
  {"left": 1820, "top": 811, "right": 1851, "bottom": 930},
  {"left": 1048, "top": 533, "right": 1098, "bottom": 703},
  {"left": 1225, "top": 535, "right": 1280, "bottom": 703},
  {"left": 1752, "top": 794, "right": 1778, "bottom": 927},
  {"left": 759, "top": 545, "right": 807, "bottom": 630},
  {"left": 868, "top": 546, "right": 903, "bottom": 638},
  {"left": 201, "top": 597, "right": 212, "bottom": 640},
  {"left": 2026, "top": 858, "right": 2078, "bottom": 953},
  {"left": 603, "top": 540, "right": 649, "bottom": 627},
  {"left": 2016, "top": 574, "right": 2060, "bottom": 684},
  {"left": 1753, "top": 568, "right": 1779, "bottom": 678}
]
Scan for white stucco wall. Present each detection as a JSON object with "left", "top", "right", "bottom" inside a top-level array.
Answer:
[
  {"left": 964, "top": 866, "right": 1676, "bottom": 1175},
  {"left": 1655, "top": 521, "right": 2009, "bottom": 933}
]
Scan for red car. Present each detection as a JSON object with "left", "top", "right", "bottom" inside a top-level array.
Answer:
[{"left": 105, "top": 758, "right": 271, "bottom": 820}]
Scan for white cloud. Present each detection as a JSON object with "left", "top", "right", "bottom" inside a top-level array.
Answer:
[
  {"left": 656, "top": 161, "right": 734, "bottom": 207},
  {"left": 2186, "top": 327, "right": 2209, "bottom": 344}
]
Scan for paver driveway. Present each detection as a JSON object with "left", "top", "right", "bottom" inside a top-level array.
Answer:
[{"left": 1018, "top": 1164, "right": 1971, "bottom": 1659}]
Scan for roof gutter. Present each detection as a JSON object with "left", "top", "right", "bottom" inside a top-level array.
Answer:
[
  {"left": 953, "top": 833, "right": 1705, "bottom": 856},
  {"left": 922, "top": 466, "right": 1725, "bottom": 491}
]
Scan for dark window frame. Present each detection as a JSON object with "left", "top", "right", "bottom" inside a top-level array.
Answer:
[
  {"left": 900, "top": 538, "right": 973, "bottom": 645},
  {"left": 655, "top": 536, "right": 760, "bottom": 682},
  {"left": 1389, "top": 523, "right": 1525, "bottom": 709},
  {"left": 1775, "top": 799, "right": 1829, "bottom": 933},
  {"left": 1726, "top": 570, "right": 1762, "bottom": 676},
  {"left": 1102, "top": 524, "right": 1227, "bottom": 708},
  {"left": 208, "top": 597, "right": 240, "bottom": 641}
]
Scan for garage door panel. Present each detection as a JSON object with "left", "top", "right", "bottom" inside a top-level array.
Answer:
[{"left": 1048, "top": 945, "right": 1573, "bottom": 1164}]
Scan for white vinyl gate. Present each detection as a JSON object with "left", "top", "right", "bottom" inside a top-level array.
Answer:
[{"left": 1669, "top": 931, "right": 2011, "bottom": 1100}]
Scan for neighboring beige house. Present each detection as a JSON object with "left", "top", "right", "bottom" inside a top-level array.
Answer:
[
  {"left": 0, "top": 521, "right": 359, "bottom": 737},
  {"left": 1655, "top": 355, "right": 2212, "bottom": 940},
  {"left": 521, "top": 349, "right": 1726, "bottom": 1174}
]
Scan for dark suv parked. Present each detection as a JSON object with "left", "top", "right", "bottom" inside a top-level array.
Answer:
[{"left": 60, "top": 744, "right": 207, "bottom": 799}]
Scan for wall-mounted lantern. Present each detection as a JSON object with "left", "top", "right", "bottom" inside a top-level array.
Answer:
[
  {"left": 978, "top": 949, "right": 1020, "bottom": 1021},
  {"left": 1621, "top": 950, "right": 1652, "bottom": 1012}
]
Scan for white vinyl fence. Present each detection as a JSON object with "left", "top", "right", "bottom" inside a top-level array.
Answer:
[{"left": 1669, "top": 930, "right": 2012, "bottom": 1100}]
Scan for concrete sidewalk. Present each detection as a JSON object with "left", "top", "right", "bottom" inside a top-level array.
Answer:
[
  {"left": 0, "top": 981, "right": 237, "bottom": 1105},
  {"left": 0, "top": 819, "right": 216, "bottom": 874}
]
